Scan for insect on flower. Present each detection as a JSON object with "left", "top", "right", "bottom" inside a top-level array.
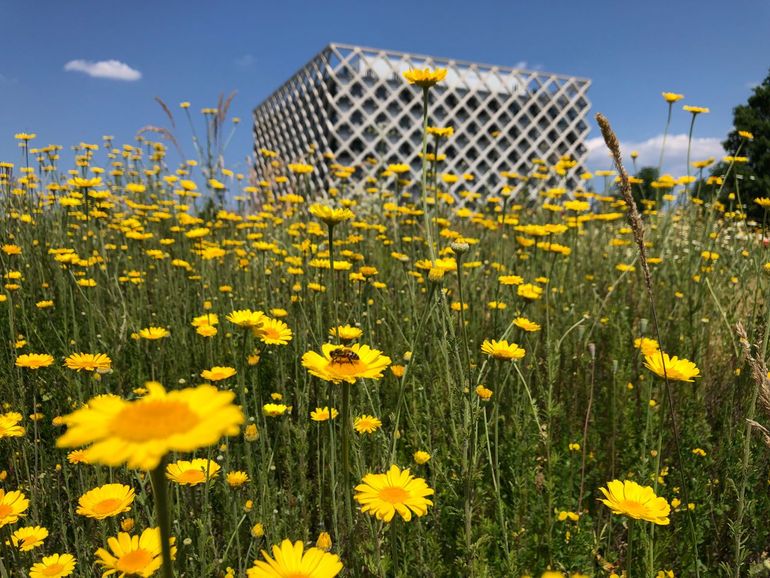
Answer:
[{"left": 329, "top": 347, "right": 360, "bottom": 365}]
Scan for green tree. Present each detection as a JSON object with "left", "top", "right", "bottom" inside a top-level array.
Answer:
[
  {"left": 722, "top": 68, "right": 770, "bottom": 214},
  {"left": 633, "top": 166, "right": 659, "bottom": 202}
]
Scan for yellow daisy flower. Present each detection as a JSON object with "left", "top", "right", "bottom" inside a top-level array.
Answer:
[
  {"left": 166, "top": 458, "right": 221, "bottom": 486},
  {"left": 354, "top": 464, "right": 434, "bottom": 523},
  {"left": 56, "top": 383, "right": 244, "bottom": 471},
  {"left": 95, "top": 528, "right": 176, "bottom": 577},
  {"left": 599, "top": 479, "right": 670, "bottom": 525},
  {"left": 246, "top": 538, "right": 342, "bottom": 578},
  {"left": 302, "top": 343, "right": 391, "bottom": 384},
  {"left": 643, "top": 352, "right": 701, "bottom": 382},
  {"left": 77, "top": 484, "right": 135, "bottom": 520},
  {"left": 480, "top": 339, "right": 526, "bottom": 361}
]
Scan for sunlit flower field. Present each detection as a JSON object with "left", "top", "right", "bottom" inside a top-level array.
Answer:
[{"left": 1, "top": 71, "right": 769, "bottom": 577}]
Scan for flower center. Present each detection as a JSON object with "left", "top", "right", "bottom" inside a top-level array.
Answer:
[
  {"left": 21, "top": 536, "right": 38, "bottom": 547},
  {"left": 41, "top": 563, "right": 64, "bottom": 576},
  {"left": 618, "top": 500, "right": 647, "bottom": 517},
  {"left": 117, "top": 549, "right": 154, "bottom": 573},
  {"left": 0, "top": 504, "right": 12, "bottom": 519},
  {"left": 110, "top": 399, "right": 199, "bottom": 442},
  {"left": 177, "top": 469, "right": 206, "bottom": 484},
  {"left": 378, "top": 486, "right": 409, "bottom": 504},
  {"left": 92, "top": 498, "right": 123, "bottom": 515}
]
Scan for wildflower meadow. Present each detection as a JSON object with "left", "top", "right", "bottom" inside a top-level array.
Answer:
[{"left": 1, "top": 67, "right": 770, "bottom": 578}]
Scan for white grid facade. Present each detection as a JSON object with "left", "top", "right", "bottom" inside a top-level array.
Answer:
[{"left": 253, "top": 43, "right": 591, "bottom": 190}]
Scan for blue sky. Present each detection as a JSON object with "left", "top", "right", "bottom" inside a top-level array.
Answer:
[{"left": 1, "top": 0, "right": 768, "bottom": 177}]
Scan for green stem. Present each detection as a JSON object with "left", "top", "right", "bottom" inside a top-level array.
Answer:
[
  {"left": 419, "top": 88, "right": 436, "bottom": 262},
  {"left": 150, "top": 462, "right": 175, "bottom": 578}
]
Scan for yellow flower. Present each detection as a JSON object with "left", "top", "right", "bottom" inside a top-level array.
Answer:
[
  {"left": 226, "top": 471, "right": 250, "bottom": 488},
  {"left": 197, "top": 325, "right": 218, "bottom": 337},
  {"left": 302, "top": 343, "right": 391, "bottom": 384},
  {"left": 413, "top": 451, "right": 431, "bottom": 465},
  {"left": 403, "top": 67, "right": 448, "bottom": 88},
  {"left": 310, "top": 407, "right": 339, "bottom": 422},
  {"left": 56, "top": 384, "right": 244, "bottom": 471},
  {"left": 599, "top": 479, "right": 670, "bottom": 525},
  {"left": 662, "top": 92, "right": 684, "bottom": 103},
  {"left": 683, "top": 105, "right": 709, "bottom": 114},
  {"left": 15, "top": 353, "right": 54, "bottom": 369},
  {"left": 64, "top": 353, "right": 112, "bottom": 372},
  {"left": 354, "top": 464, "right": 434, "bottom": 522},
  {"left": 244, "top": 423, "right": 260, "bottom": 442},
  {"left": 200, "top": 366, "right": 237, "bottom": 381},
  {"left": 138, "top": 326, "right": 169, "bottom": 340},
  {"left": 316, "top": 531, "right": 333, "bottom": 552},
  {"left": 250, "top": 523, "right": 264, "bottom": 538},
  {"left": 329, "top": 324, "right": 363, "bottom": 342},
  {"left": 246, "top": 539, "right": 342, "bottom": 578},
  {"left": 517, "top": 283, "right": 544, "bottom": 301},
  {"left": 513, "top": 317, "right": 541, "bottom": 332},
  {"left": 254, "top": 318, "right": 293, "bottom": 345},
  {"left": 634, "top": 337, "right": 660, "bottom": 357},
  {"left": 11, "top": 525, "right": 48, "bottom": 551},
  {"left": 227, "top": 309, "right": 265, "bottom": 329},
  {"left": 481, "top": 339, "right": 526, "bottom": 361},
  {"left": 263, "top": 403, "right": 290, "bottom": 417},
  {"left": 166, "top": 458, "right": 221, "bottom": 485},
  {"left": 95, "top": 528, "right": 176, "bottom": 578},
  {"left": 1, "top": 243, "right": 22, "bottom": 255},
  {"left": 77, "top": 484, "right": 135, "bottom": 519},
  {"left": 309, "top": 204, "right": 355, "bottom": 226},
  {"left": 191, "top": 313, "right": 218, "bottom": 327},
  {"left": 287, "top": 163, "right": 314, "bottom": 174},
  {"left": 644, "top": 352, "right": 701, "bottom": 382},
  {"left": 121, "top": 518, "right": 135, "bottom": 532},
  {"left": 475, "top": 385, "right": 493, "bottom": 400},
  {"left": 0, "top": 412, "right": 25, "bottom": 439},
  {"left": 354, "top": 415, "right": 382, "bottom": 434},
  {"left": 29, "top": 553, "right": 76, "bottom": 578},
  {"left": 557, "top": 510, "right": 580, "bottom": 522},
  {"left": 0, "top": 488, "right": 29, "bottom": 527}
]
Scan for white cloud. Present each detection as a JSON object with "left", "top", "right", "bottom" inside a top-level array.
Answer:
[
  {"left": 585, "top": 133, "right": 725, "bottom": 177},
  {"left": 235, "top": 54, "right": 256, "bottom": 68},
  {"left": 512, "top": 60, "right": 544, "bottom": 71},
  {"left": 64, "top": 59, "right": 142, "bottom": 81}
]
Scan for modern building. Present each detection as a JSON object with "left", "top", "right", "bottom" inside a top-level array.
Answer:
[{"left": 252, "top": 43, "right": 591, "bottom": 191}]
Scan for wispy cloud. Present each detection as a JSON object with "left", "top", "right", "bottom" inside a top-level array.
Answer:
[
  {"left": 512, "top": 60, "right": 544, "bottom": 71},
  {"left": 0, "top": 72, "right": 18, "bottom": 85},
  {"left": 235, "top": 54, "right": 256, "bottom": 68},
  {"left": 586, "top": 133, "right": 725, "bottom": 177},
  {"left": 64, "top": 59, "right": 142, "bottom": 81}
]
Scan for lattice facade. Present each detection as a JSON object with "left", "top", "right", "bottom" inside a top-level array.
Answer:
[{"left": 253, "top": 43, "right": 591, "bottom": 191}]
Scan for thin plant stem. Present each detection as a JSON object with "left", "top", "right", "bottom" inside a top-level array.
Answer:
[{"left": 150, "top": 461, "right": 175, "bottom": 578}]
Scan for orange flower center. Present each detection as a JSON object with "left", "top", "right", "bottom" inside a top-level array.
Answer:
[
  {"left": 92, "top": 498, "right": 123, "bottom": 515},
  {"left": 111, "top": 400, "right": 198, "bottom": 442},
  {"left": 117, "top": 549, "right": 153, "bottom": 573},
  {"left": 378, "top": 486, "right": 409, "bottom": 504},
  {"left": 618, "top": 500, "right": 647, "bottom": 517},
  {"left": 0, "top": 504, "right": 13, "bottom": 518},
  {"left": 40, "top": 563, "right": 64, "bottom": 576},
  {"left": 176, "top": 469, "right": 206, "bottom": 484}
]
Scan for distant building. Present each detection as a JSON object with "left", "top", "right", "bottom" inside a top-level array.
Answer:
[{"left": 253, "top": 43, "right": 591, "bottom": 190}]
